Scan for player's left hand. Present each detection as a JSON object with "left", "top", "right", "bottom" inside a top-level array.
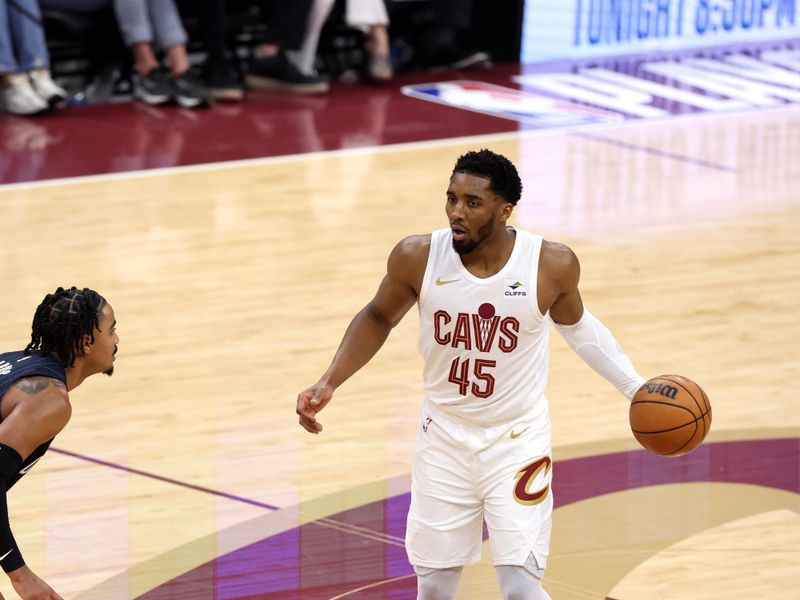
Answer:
[
  {"left": 296, "top": 382, "right": 334, "bottom": 434},
  {"left": 8, "top": 565, "right": 64, "bottom": 599}
]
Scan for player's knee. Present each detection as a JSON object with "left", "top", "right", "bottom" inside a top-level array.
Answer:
[
  {"left": 498, "top": 573, "right": 533, "bottom": 600},
  {"left": 496, "top": 564, "right": 551, "bottom": 600},
  {"left": 415, "top": 566, "right": 462, "bottom": 600},
  {"left": 505, "top": 589, "right": 531, "bottom": 600},
  {"left": 416, "top": 577, "right": 457, "bottom": 600}
]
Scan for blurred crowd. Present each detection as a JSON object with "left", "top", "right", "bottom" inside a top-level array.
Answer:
[{"left": 0, "top": 0, "right": 491, "bottom": 115}]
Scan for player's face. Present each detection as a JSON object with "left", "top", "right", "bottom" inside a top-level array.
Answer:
[
  {"left": 446, "top": 172, "right": 510, "bottom": 255},
  {"left": 90, "top": 303, "right": 118, "bottom": 377}
]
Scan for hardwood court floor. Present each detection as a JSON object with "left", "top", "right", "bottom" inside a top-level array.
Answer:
[{"left": 0, "top": 101, "right": 798, "bottom": 598}]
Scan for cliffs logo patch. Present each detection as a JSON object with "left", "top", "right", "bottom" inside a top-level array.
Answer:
[
  {"left": 401, "top": 81, "right": 623, "bottom": 128},
  {"left": 505, "top": 280, "right": 527, "bottom": 297}
]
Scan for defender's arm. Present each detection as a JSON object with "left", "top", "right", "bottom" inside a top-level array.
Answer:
[{"left": 0, "top": 377, "right": 70, "bottom": 595}]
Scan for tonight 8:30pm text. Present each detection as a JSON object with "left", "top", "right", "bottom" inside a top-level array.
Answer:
[{"left": 574, "top": 0, "right": 797, "bottom": 45}]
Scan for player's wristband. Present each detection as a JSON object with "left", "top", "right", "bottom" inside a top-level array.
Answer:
[
  {"left": 0, "top": 445, "right": 25, "bottom": 572},
  {"left": 554, "top": 308, "right": 646, "bottom": 401}
]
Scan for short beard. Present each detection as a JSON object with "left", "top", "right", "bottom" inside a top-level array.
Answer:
[
  {"left": 104, "top": 347, "right": 117, "bottom": 376},
  {"left": 452, "top": 216, "right": 495, "bottom": 255}
]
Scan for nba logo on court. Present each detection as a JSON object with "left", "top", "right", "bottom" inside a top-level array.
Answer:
[{"left": 401, "top": 80, "right": 623, "bottom": 128}]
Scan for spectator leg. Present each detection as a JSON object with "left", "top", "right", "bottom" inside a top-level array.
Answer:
[
  {"left": 131, "top": 42, "right": 158, "bottom": 76},
  {"left": 262, "top": 0, "right": 314, "bottom": 51},
  {"left": 146, "top": 0, "right": 188, "bottom": 51},
  {"left": 164, "top": 44, "right": 189, "bottom": 76},
  {"left": 0, "top": 0, "right": 20, "bottom": 75},
  {"left": 286, "top": 0, "right": 335, "bottom": 75},
  {"left": 8, "top": 0, "right": 50, "bottom": 71},
  {"left": 113, "top": 0, "right": 155, "bottom": 48},
  {"left": 345, "top": 0, "right": 388, "bottom": 27},
  {"left": 195, "top": 0, "right": 227, "bottom": 64},
  {"left": 145, "top": 0, "right": 189, "bottom": 75}
]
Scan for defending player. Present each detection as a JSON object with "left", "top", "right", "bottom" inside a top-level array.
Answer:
[
  {"left": 296, "top": 149, "right": 645, "bottom": 599},
  {"left": 0, "top": 287, "right": 118, "bottom": 600}
]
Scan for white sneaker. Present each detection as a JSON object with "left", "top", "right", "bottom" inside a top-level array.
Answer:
[
  {"left": 29, "top": 69, "right": 67, "bottom": 106},
  {"left": 1, "top": 74, "right": 48, "bottom": 115}
]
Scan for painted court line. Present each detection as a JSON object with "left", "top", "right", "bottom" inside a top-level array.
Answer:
[
  {"left": 572, "top": 132, "right": 737, "bottom": 173},
  {"left": 50, "top": 445, "right": 405, "bottom": 547},
  {"left": 50, "top": 446, "right": 282, "bottom": 510}
]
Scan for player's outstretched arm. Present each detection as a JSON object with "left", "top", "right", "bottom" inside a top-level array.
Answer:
[
  {"left": 0, "top": 377, "right": 71, "bottom": 599},
  {"left": 297, "top": 235, "right": 429, "bottom": 434},
  {"left": 542, "top": 242, "right": 646, "bottom": 400}
]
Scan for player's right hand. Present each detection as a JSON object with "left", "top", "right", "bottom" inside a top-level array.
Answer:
[
  {"left": 296, "top": 382, "right": 334, "bottom": 434},
  {"left": 8, "top": 565, "right": 64, "bottom": 599}
]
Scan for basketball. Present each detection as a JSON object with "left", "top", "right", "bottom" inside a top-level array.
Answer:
[{"left": 630, "top": 374, "right": 712, "bottom": 456}]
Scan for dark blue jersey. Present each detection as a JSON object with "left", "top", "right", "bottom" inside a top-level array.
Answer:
[{"left": 0, "top": 350, "right": 66, "bottom": 490}]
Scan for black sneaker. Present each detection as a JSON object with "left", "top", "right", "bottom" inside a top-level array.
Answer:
[
  {"left": 202, "top": 58, "right": 244, "bottom": 102},
  {"left": 245, "top": 51, "right": 329, "bottom": 94},
  {"left": 135, "top": 68, "right": 172, "bottom": 105},
  {"left": 171, "top": 71, "right": 213, "bottom": 108}
]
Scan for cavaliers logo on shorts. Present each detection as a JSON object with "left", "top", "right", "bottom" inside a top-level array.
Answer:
[{"left": 513, "top": 456, "right": 551, "bottom": 506}]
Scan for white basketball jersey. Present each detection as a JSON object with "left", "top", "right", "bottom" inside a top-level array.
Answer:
[{"left": 418, "top": 227, "right": 551, "bottom": 426}]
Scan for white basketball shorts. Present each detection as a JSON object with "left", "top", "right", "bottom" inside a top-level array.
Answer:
[{"left": 405, "top": 401, "right": 553, "bottom": 570}]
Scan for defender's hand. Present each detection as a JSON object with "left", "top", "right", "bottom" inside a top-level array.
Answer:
[
  {"left": 296, "top": 383, "right": 334, "bottom": 434},
  {"left": 8, "top": 565, "right": 64, "bottom": 599}
]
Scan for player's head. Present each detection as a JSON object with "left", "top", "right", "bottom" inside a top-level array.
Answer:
[
  {"left": 448, "top": 149, "right": 523, "bottom": 255},
  {"left": 451, "top": 149, "right": 522, "bottom": 206},
  {"left": 25, "top": 287, "right": 118, "bottom": 376}
]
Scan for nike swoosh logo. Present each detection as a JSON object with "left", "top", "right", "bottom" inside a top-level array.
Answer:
[
  {"left": 0, "top": 549, "right": 13, "bottom": 561},
  {"left": 19, "top": 457, "right": 41, "bottom": 475},
  {"left": 510, "top": 426, "right": 530, "bottom": 439},
  {"left": 436, "top": 277, "right": 460, "bottom": 286}
]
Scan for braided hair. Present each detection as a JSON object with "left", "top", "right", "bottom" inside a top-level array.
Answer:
[
  {"left": 25, "top": 287, "right": 107, "bottom": 368},
  {"left": 452, "top": 149, "right": 523, "bottom": 205}
]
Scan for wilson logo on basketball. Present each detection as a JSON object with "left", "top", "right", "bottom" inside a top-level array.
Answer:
[{"left": 638, "top": 382, "right": 678, "bottom": 400}]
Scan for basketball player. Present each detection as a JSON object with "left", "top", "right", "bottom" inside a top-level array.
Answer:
[
  {"left": 296, "top": 149, "right": 645, "bottom": 599},
  {"left": 0, "top": 287, "right": 118, "bottom": 600}
]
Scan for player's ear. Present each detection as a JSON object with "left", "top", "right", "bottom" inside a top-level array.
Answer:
[
  {"left": 81, "top": 334, "right": 93, "bottom": 355},
  {"left": 501, "top": 201, "right": 514, "bottom": 220}
]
